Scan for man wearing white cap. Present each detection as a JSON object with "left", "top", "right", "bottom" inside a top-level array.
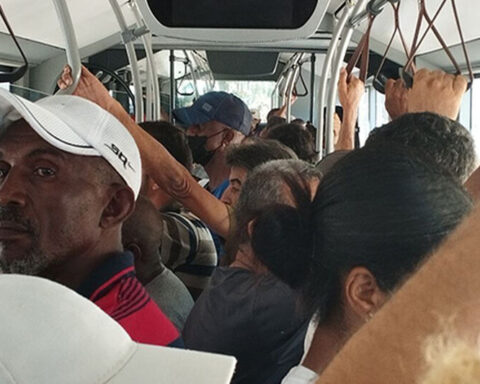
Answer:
[{"left": 0, "top": 89, "right": 180, "bottom": 346}]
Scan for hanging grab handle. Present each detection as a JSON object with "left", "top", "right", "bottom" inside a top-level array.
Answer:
[{"left": 0, "top": 5, "right": 28, "bottom": 83}]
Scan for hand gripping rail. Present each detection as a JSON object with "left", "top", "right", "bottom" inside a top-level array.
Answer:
[
  {"left": 52, "top": 0, "right": 81, "bottom": 95},
  {"left": 316, "top": 0, "right": 363, "bottom": 156}
]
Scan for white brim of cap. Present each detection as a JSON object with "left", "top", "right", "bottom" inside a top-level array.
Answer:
[
  {"left": 108, "top": 343, "right": 236, "bottom": 384},
  {"left": 0, "top": 88, "right": 99, "bottom": 156}
]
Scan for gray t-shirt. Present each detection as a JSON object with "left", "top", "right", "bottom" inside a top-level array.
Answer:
[
  {"left": 145, "top": 268, "right": 194, "bottom": 331},
  {"left": 183, "top": 267, "right": 309, "bottom": 384}
]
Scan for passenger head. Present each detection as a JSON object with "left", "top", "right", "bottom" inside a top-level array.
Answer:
[
  {"left": 173, "top": 91, "right": 251, "bottom": 168},
  {"left": 265, "top": 123, "right": 317, "bottom": 163},
  {"left": 233, "top": 159, "right": 321, "bottom": 259},
  {"left": 253, "top": 144, "right": 472, "bottom": 332},
  {"left": 139, "top": 121, "right": 192, "bottom": 209},
  {"left": 366, "top": 112, "right": 476, "bottom": 182},
  {"left": 139, "top": 121, "right": 193, "bottom": 171},
  {"left": 0, "top": 91, "right": 141, "bottom": 284},
  {"left": 221, "top": 138, "right": 297, "bottom": 206},
  {"left": 122, "top": 195, "right": 164, "bottom": 286},
  {"left": 260, "top": 115, "right": 287, "bottom": 138}
]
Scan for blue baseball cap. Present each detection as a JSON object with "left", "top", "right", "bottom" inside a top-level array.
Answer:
[{"left": 173, "top": 91, "right": 252, "bottom": 136}]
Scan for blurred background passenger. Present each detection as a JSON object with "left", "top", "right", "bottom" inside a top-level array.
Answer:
[
  {"left": 122, "top": 195, "right": 194, "bottom": 331},
  {"left": 265, "top": 123, "right": 317, "bottom": 163},
  {"left": 139, "top": 121, "right": 217, "bottom": 299}
]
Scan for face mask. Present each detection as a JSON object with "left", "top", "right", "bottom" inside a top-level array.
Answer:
[{"left": 188, "top": 130, "right": 226, "bottom": 166}]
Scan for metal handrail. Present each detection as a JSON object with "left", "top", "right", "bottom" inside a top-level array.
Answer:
[
  {"left": 325, "top": 0, "right": 369, "bottom": 154},
  {"left": 52, "top": 0, "right": 81, "bottom": 95},
  {"left": 316, "top": 1, "right": 356, "bottom": 156},
  {"left": 109, "top": 0, "right": 144, "bottom": 122},
  {"left": 130, "top": 1, "right": 160, "bottom": 120},
  {"left": 286, "top": 53, "right": 306, "bottom": 121}
]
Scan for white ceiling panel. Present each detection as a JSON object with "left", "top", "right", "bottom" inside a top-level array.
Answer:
[{"left": 0, "top": 0, "right": 134, "bottom": 49}]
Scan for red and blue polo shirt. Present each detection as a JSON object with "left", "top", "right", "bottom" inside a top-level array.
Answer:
[{"left": 77, "top": 251, "right": 182, "bottom": 347}]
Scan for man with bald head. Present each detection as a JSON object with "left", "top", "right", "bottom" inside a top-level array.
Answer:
[{"left": 0, "top": 89, "right": 180, "bottom": 346}]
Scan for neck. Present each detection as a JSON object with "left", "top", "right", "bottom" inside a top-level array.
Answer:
[
  {"left": 302, "top": 318, "right": 350, "bottom": 375},
  {"left": 42, "top": 231, "right": 124, "bottom": 291},
  {"left": 230, "top": 245, "right": 268, "bottom": 274},
  {"left": 204, "top": 150, "right": 230, "bottom": 191},
  {"left": 138, "top": 258, "right": 165, "bottom": 286}
]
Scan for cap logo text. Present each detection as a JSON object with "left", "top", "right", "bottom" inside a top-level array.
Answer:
[{"left": 105, "top": 143, "right": 135, "bottom": 172}]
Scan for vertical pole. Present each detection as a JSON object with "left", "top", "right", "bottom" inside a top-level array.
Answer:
[
  {"left": 169, "top": 50, "right": 176, "bottom": 124},
  {"left": 309, "top": 53, "right": 316, "bottom": 124}
]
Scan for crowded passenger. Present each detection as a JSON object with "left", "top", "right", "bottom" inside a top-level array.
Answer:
[
  {"left": 0, "top": 90, "right": 180, "bottom": 346},
  {"left": 221, "top": 138, "right": 297, "bottom": 207},
  {"left": 183, "top": 160, "right": 321, "bottom": 384},
  {"left": 173, "top": 91, "right": 251, "bottom": 197},
  {"left": 250, "top": 144, "right": 472, "bottom": 383},
  {"left": 139, "top": 120, "right": 217, "bottom": 298},
  {"left": 264, "top": 123, "right": 317, "bottom": 163},
  {"left": 366, "top": 112, "right": 476, "bottom": 182},
  {"left": 122, "top": 194, "right": 194, "bottom": 330}
]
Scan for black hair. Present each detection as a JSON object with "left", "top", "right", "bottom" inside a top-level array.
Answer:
[
  {"left": 226, "top": 138, "right": 297, "bottom": 172},
  {"left": 366, "top": 112, "right": 476, "bottom": 182},
  {"left": 139, "top": 121, "right": 193, "bottom": 172},
  {"left": 252, "top": 143, "right": 473, "bottom": 321},
  {"left": 265, "top": 123, "right": 317, "bottom": 163}
]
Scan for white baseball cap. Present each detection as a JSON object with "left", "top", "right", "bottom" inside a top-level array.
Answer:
[
  {"left": 0, "top": 274, "right": 236, "bottom": 384},
  {"left": 0, "top": 89, "right": 142, "bottom": 198}
]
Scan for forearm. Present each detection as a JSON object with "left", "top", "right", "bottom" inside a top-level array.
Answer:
[
  {"left": 106, "top": 100, "right": 231, "bottom": 237},
  {"left": 318, "top": 204, "right": 480, "bottom": 384},
  {"left": 334, "top": 110, "right": 357, "bottom": 151}
]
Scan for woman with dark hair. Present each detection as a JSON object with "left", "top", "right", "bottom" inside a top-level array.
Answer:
[{"left": 250, "top": 144, "right": 473, "bottom": 383}]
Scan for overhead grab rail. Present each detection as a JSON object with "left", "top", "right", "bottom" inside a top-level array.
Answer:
[
  {"left": 286, "top": 53, "right": 307, "bottom": 121},
  {"left": 0, "top": 5, "right": 28, "bottom": 83},
  {"left": 191, "top": 50, "right": 215, "bottom": 91},
  {"left": 52, "top": 0, "right": 81, "bottom": 95},
  {"left": 271, "top": 53, "right": 301, "bottom": 110},
  {"left": 109, "top": 0, "right": 146, "bottom": 122},
  {"left": 401, "top": 0, "right": 473, "bottom": 89},
  {"left": 129, "top": 0, "right": 160, "bottom": 121},
  {"left": 184, "top": 50, "right": 200, "bottom": 99},
  {"left": 176, "top": 55, "right": 196, "bottom": 97},
  {"left": 372, "top": 0, "right": 413, "bottom": 93}
]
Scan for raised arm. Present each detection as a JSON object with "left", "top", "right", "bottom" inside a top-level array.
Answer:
[
  {"left": 317, "top": 203, "right": 480, "bottom": 384},
  {"left": 58, "top": 66, "right": 231, "bottom": 238},
  {"left": 336, "top": 68, "right": 364, "bottom": 151}
]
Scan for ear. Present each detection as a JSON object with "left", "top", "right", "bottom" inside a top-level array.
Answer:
[
  {"left": 344, "top": 266, "right": 388, "bottom": 321},
  {"left": 223, "top": 129, "right": 235, "bottom": 145},
  {"left": 247, "top": 219, "right": 256, "bottom": 239},
  {"left": 100, "top": 185, "right": 136, "bottom": 229},
  {"left": 125, "top": 242, "right": 143, "bottom": 262}
]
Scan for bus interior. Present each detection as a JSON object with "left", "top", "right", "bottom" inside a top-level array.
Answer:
[{"left": 1, "top": 0, "right": 479, "bottom": 157}]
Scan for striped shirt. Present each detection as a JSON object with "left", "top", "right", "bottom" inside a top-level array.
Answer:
[
  {"left": 161, "top": 211, "right": 218, "bottom": 299},
  {"left": 77, "top": 251, "right": 182, "bottom": 347}
]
